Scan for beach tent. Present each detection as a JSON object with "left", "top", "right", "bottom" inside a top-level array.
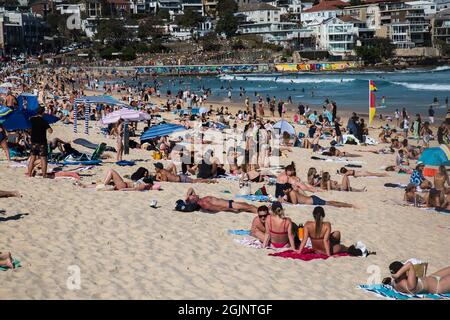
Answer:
[
  {"left": 0, "top": 83, "right": 15, "bottom": 88},
  {"left": 418, "top": 145, "right": 450, "bottom": 167},
  {"left": 100, "top": 108, "right": 151, "bottom": 125},
  {"left": 273, "top": 120, "right": 295, "bottom": 136},
  {"left": 18, "top": 93, "right": 39, "bottom": 111},
  {"left": 140, "top": 123, "right": 187, "bottom": 142},
  {"left": 73, "top": 95, "right": 131, "bottom": 134},
  {"left": 199, "top": 107, "right": 209, "bottom": 114},
  {"left": 0, "top": 105, "right": 12, "bottom": 118},
  {"left": 2, "top": 109, "right": 59, "bottom": 131}
]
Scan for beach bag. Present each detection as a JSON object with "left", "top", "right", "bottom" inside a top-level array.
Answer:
[
  {"left": 152, "top": 151, "right": 162, "bottom": 160},
  {"left": 175, "top": 200, "right": 200, "bottom": 212},
  {"left": 255, "top": 186, "right": 268, "bottom": 196}
]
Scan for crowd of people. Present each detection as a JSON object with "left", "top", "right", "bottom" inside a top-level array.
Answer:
[{"left": 0, "top": 65, "right": 449, "bottom": 296}]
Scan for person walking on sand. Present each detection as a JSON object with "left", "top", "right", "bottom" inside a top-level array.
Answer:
[
  {"left": 27, "top": 107, "right": 52, "bottom": 178},
  {"left": 428, "top": 105, "right": 435, "bottom": 124}
]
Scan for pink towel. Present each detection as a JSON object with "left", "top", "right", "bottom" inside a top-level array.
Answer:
[
  {"left": 269, "top": 248, "right": 350, "bottom": 261},
  {"left": 54, "top": 172, "right": 81, "bottom": 180}
]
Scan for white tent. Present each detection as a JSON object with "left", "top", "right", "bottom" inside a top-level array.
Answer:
[{"left": 273, "top": 120, "right": 295, "bottom": 136}]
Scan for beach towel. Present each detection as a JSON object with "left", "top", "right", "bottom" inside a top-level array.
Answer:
[
  {"left": 73, "top": 138, "right": 116, "bottom": 152},
  {"left": 235, "top": 195, "right": 270, "bottom": 202},
  {"left": 269, "top": 248, "right": 349, "bottom": 261},
  {"left": 0, "top": 259, "right": 21, "bottom": 271},
  {"left": 228, "top": 229, "right": 251, "bottom": 236},
  {"left": 54, "top": 171, "right": 81, "bottom": 180},
  {"left": 233, "top": 237, "right": 263, "bottom": 249},
  {"left": 217, "top": 175, "right": 240, "bottom": 181},
  {"left": 116, "top": 160, "right": 135, "bottom": 166},
  {"left": 384, "top": 183, "right": 407, "bottom": 189},
  {"left": 358, "top": 284, "right": 450, "bottom": 300},
  {"left": 422, "top": 207, "right": 450, "bottom": 215},
  {"left": 310, "top": 156, "right": 363, "bottom": 164}
]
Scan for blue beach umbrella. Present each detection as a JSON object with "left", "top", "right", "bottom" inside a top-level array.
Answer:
[
  {"left": 3, "top": 109, "right": 59, "bottom": 131},
  {"left": 418, "top": 145, "right": 450, "bottom": 167},
  {"left": 141, "top": 123, "right": 187, "bottom": 142}
]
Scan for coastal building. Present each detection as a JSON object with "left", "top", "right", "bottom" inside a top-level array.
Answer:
[
  {"left": 301, "top": 0, "right": 348, "bottom": 25},
  {"left": 435, "top": 0, "right": 450, "bottom": 11},
  {"left": 377, "top": 1, "right": 431, "bottom": 48},
  {"left": 157, "top": 0, "right": 182, "bottom": 15},
  {"left": 342, "top": 1, "right": 382, "bottom": 30},
  {"left": 0, "top": 11, "right": 49, "bottom": 55},
  {"left": 181, "top": 0, "right": 204, "bottom": 15},
  {"left": 237, "top": 3, "right": 307, "bottom": 47},
  {"left": 431, "top": 8, "right": 450, "bottom": 45},
  {"left": 203, "top": 0, "right": 218, "bottom": 17},
  {"left": 317, "top": 16, "right": 357, "bottom": 56},
  {"left": 106, "top": 0, "right": 132, "bottom": 16},
  {"left": 86, "top": 0, "right": 103, "bottom": 17}
]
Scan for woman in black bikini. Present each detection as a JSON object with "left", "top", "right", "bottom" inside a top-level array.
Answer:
[
  {"left": 297, "top": 206, "right": 348, "bottom": 256},
  {"left": 0, "top": 124, "right": 10, "bottom": 161}
]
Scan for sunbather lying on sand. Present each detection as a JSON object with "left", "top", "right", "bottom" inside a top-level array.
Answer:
[
  {"left": 320, "top": 172, "right": 367, "bottom": 192},
  {"left": 185, "top": 188, "right": 258, "bottom": 213},
  {"left": 76, "top": 169, "right": 154, "bottom": 191},
  {"left": 382, "top": 261, "right": 450, "bottom": 294},
  {"left": 279, "top": 183, "right": 354, "bottom": 208},
  {"left": 154, "top": 162, "right": 216, "bottom": 183},
  {"left": 339, "top": 167, "right": 388, "bottom": 177},
  {"left": 0, "top": 251, "right": 15, "bottom": 269},
  {"left": 322, "top": 146, "right": 360, "bottom": 158},
  {"left": 0, "top": 190, "right": 21, "bottom": 198}
]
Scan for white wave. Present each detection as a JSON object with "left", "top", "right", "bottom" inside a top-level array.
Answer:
[
  {"left": 219, "top": 75, "right": 355, "bottom": 83},
  {"left": 392, "top": 82, "right": 450, "bottom": 91},
  {"left": 432, "top": 66, "right": 450, "bottom": 72}
]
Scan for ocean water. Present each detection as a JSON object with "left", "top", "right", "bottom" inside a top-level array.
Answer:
[{"left": 113, "top": 66, "right": 450, "bottom": 116}]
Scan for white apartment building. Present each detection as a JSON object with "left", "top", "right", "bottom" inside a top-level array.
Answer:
[
  {"left": 342, "top": 3, "right": 381, "bottom": 30},
  {"left": 318, "top": 17, "right": 357, "bottom": 56},
  {"left": 405, "top": 0, "right": 437, "bottom": 15},
  {"left": 301, "top": 0, "right": 347, "bottom": 25},
  {"left": 237, "top": 3, "right": 305, "bottom": 47}
]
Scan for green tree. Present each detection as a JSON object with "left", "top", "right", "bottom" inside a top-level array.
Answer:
[
  {"left": 138, "top": 18, "right": 164, "bottom": 41},
  {"left": 216, "top": 0, "right": 238, "bottom": 17},
  {"left": 121, "top": 47, "right": 136, "bottom": 61},
  {"left": 200, "top": 32, "right": 221, "bottom": 51},
  {"left": 215, "top": 11, "right": 238, "bottom": 38},
  {"left": 96, "top": 19, "right": 130, "bottom": 47},
  {"left": 355, "top": 37, "right": 395, "bottom": 63},
  {"left": 177, "top": 9, "right": 203, "bottom": 28},
  {"left": 156, "top": 9, "right": 170, "bottom": 21}
]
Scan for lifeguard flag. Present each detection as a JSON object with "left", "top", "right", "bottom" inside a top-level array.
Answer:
[{"left": 369, "top": 80, "right": 377, "bottom": 125}]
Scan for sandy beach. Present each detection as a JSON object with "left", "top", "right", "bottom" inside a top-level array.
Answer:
[{"left": 1, "top": 99, "right": 449, "bottom": 300}]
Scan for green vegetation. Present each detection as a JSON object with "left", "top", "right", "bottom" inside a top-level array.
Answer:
[{"left": 355, "top": 37, "right": 395, "bottom": 63}]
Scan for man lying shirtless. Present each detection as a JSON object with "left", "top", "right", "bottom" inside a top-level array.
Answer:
[
  {"left": 185, "top": 188, "right": 258, "bottom": 213},
  {"left": 279, "top": 183, "right": 354, "bottom": 208},
  {"left": 339, "top": 167, "right": 388, "bottom": 177},
  {"left": 154, "top": 162, "right": 216, "bottom": 184}
]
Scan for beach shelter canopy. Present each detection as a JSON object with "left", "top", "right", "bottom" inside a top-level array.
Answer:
[
  {"left": 101, "top": 108, "right": 151, "bottom": 125},
  {"left": 273, "top": 120, "right": 295, "bottom": 136},
  {"left": 18, "top": 93, "right": 39, "bottom": 111},
  {"left": 0, "top": 87, "right": 8, "bottom": 94},
  {"left": 0, "top": 105, "right": 12, "bottom": 118},
  {"left": 74, "top": 95, "right": 130, "bottom": 108},
  {"left": 418, "top": 145, "right": 450, "bottom": 167},
  {"left": 0, "top": 82, "right": 15, "bottom": 88},
  {"left": 2, "top": 109, "right": 59, "bottom": 131},
  {"left": 141, "top": 123, "right": 187, "bottom": 142}
]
